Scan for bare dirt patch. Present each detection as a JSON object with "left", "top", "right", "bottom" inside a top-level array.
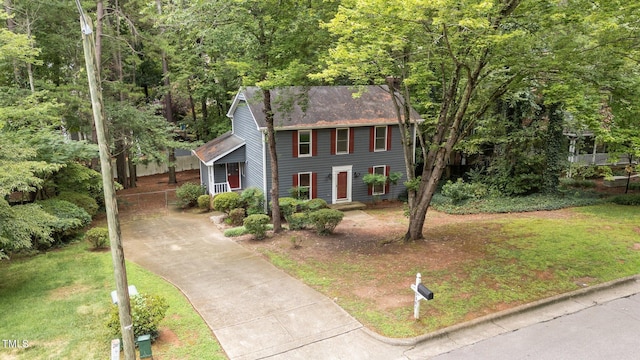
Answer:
[{"left": 48, "top": 283, "right": 91, "bottom": 301}]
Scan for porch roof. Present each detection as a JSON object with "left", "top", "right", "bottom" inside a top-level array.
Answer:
[{"left": 192, "top": 132, "right": 245, "bottom": 166}]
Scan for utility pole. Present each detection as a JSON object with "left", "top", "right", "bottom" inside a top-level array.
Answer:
[{"left": 75, "top": 2, "right": 136, "bottom": 359}]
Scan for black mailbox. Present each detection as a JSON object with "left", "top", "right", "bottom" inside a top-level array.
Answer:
[{"left": 417, "top": 283, "right": 434, "bottom": 300}]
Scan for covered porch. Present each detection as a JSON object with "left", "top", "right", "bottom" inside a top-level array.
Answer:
[{"left": 192, "top": 132, "right": 246, "bottom": 195}]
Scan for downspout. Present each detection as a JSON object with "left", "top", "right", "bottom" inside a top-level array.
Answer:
[{"left": 262, "top": 130, "right": 268, "bottom": 213}]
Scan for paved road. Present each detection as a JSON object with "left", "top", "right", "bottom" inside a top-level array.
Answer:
[{"left": 121, "top": 210, "right": 640, "bottom": 359}]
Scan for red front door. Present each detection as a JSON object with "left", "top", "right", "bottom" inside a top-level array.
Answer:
[
  {"left": 227, "top": 163, "right": 240, "bottom": 189},
  {"left": 337, "top": 171, "right": 348, "bottom": 200}
]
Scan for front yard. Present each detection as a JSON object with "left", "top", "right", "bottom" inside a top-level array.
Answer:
[{"left": 234, "top": 202, "right": 640, "bottom": 338}]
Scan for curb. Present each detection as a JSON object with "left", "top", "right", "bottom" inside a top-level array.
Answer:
[{"left": 363, "top": 274, "right": 640, "bottom": 347}]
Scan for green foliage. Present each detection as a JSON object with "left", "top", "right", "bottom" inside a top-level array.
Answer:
[
  {"left": 441, "top": 179, "right": 488, "bottom": 204},
  {"left": 37, "top": 199, "right": 91, "bottom": 243},
  {"left": 224, "top": 226, "right": 247, "bottom": 237},
  {"left": 53, "top": 163, "right": 105, "bottom": 206},
  {"left": 288, "top": 186, "right": 309, "bottom": 200},
  {"left": 362, "top": 173, "right": 386, "bottom": 188},
  {"left": 288, "top": 212, "right": 309, "bottom": 230},
  {"left": 107, "top": 293, "right": 169, "bottom": 340},
  {"left": 1, "top": 202, "right": 57, "bottom": 256},
  {"left": 431, "top": 193, "right": 602, "bottom": 215},
  {"left": 213, "top": 192, "right": 241, "bottom": 213},
  {"left": 559, "top": 178, "right": 596, "bottom": 190},
  {"left": 305, "top": 198, "right": 328, "bottom": 212},
  {"left": 197, "top": 195, "right": 211, "bottom": 210},
  {"left": 308, "top": 209, "right": 344, "bottom": 235},
  {"left": 243, "top": 214, "right": 271, "bottom": 240},
  {"left": 240, "top": 187, "right": 265, "bottom": 215},
  {"left": 228, "top": 208, "right": 246, "bottom": 226},
  {"left": 57, "top": 191, "right": 99, "bottom": 217},
  {"left": 277, "top": 197, "right": 299, "bottom": 219},
  {"left": 84, "top": 227, "right": 109, "bottom": 249},
  {"left": 609, "top": 194, "right": 640, "bottom": 206},
  {"left": 176, "top": 183, "right": 206, "bottom": 208}
]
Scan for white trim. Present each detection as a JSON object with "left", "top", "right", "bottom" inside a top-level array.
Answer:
[
  {"left": 374, "top": 125, "right": 387, "bottom": 152},
  {"left": 335, "top": 128, "right": 349, "bottom": 155},
  {"left": 332, "top": 165, "right": 353, "bottom": 204},
  {"left": 372, "top": 165, "right": 386, "bottom": 195},
  {"left": 208, "top": 166, "right": 215, "bottom": 195},
  {"left": 298, "top": 129, "right": 312, "bottom": 157}
]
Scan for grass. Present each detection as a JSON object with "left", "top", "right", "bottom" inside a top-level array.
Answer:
[
  {"left": 0, "top": 241, "right": 226, "bottom": 359},
  {"left": 262, "top": 203, "right": 640, "bottom": 338}
]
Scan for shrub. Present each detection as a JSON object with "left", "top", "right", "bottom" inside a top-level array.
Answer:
[
  {"left": 106, "top": 293, "right": 169, "bottom": 340},
  {"left": 278, "top": 197, "right": 299, "bottom": 219},
  {"left": 228, "top": 208, "right": 246, "bottom": 226},
  {"left": 308, "top": 209, "right": 344, "bottom": 235},
  {"left": 441, "top": 178, "right": 488, "bottom": 204},
  {"left": 176, "top": 182, "right": 206, "bottom": 207},
  {"left": 240, "top": 187, "right": 265, "bottom": 215},
  {"left": 559, "top": 178, "right": 596, "bottom": 189},
  {"left": 610, "top": 194, "right": 640, "bottom": 206},
  {"left": 224, "top": 226, "right": 247, "bottom": 237},
  {"left": 213, "top": 192, "right": 241, "bottom": 214},
  {"left": 243, "top": 214, "right": 271, "bottom": 239},
  {"left": 288, "top": 212, "right": 309, "bottom": 230},
  {"left": 305, "top": 198, "right": 328, "bottom": 212},
  {"left": 630, "top": 182, "right": 640, "bottom": 191},
  {"left": 197, "top": 195, "right": 211, "bottom": 210},
  {"left": 85, "top": 227, "right": 109, "bottom": 249},
  {"left": 37, "top": 199, "right": 91, "bottom": 243},
  {"left": 288, "top": 186, "right": 309, "bottom": 200},
  {"left": 57, "top": 191, "right": 99, "bottom": 217}
]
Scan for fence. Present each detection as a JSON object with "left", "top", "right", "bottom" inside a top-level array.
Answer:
[{"left": 116, "top": 190, "right": 178, "bottom": 216}]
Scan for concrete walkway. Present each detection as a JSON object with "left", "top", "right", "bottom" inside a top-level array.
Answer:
[{"left": 121, "top": 210, "right": 640, "bottom": 359}]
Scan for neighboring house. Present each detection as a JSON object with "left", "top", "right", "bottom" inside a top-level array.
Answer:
[
  {"left": 565, "top": 130, "right": 633, "bottom": 166},
  {"left": 192, "top": 86, "right": 422, "bottom": 205}
]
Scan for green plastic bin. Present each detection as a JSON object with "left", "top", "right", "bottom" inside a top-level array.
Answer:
[{"left": 137, "top": 334, "right": 152, "bottom": 359}]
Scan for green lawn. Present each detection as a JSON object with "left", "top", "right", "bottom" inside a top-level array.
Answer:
[
  {"left": 263, "top": 203, "right": 640, "bottom": 337},
  {"left": 0, "top": 241, "right": 226, "bottom": 359}
]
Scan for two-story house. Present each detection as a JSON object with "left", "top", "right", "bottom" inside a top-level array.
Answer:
[{"left": 193, "top": 86, "right": 422, "bottom": 206}]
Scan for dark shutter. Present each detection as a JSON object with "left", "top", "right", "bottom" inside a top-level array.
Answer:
[
  {"left": 367, "top": 167, "right": 373, "bottom": 195},
  {"left": 330, "top": 129, "right": 336, "bottom": 155},
  {"left": 312, "top": 130, "right": 318, "bottom": 156},
  {"left": 312, "top": 173, "right": 318, "bottom": 199},
  {"left": 369, "top": 127, "right": 375, "bottom": 152},
  {"left": 386, "top": 125, "right": 392, "bottom": 151},
  {"left": 292, "top": 174, "right": 298, "bottom": 187},
  {"left": 349, "top": 128, "right": 355, "bottom": 154},
  {"left": 385, "top": 166, "right": 391, "bottom": 194}
]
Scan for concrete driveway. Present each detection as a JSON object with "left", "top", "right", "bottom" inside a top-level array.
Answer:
[{"left": 120, "top": 211, "right": 403, "bottom": 360}]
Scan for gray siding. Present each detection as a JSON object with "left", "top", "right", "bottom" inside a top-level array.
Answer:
[
  {"left": 231, "top": 102, "right": 265, "bottom": 191},
  {"left": 214, "top": 146, "right": 246, "bottom": 165},
  {"left": 265, "top": 125, "right": 408, "bottom": 204},
  {"left": 199, "top": 161, "right": 210, "bottom": 192}
]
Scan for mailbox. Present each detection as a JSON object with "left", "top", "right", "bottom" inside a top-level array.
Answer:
[{"left": 417, "top": 284, "right": 434, "bottom": 300}]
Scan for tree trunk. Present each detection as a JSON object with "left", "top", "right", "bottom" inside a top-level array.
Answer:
[
  {"left": 115, "top": 139, "right": 128, "bottom": 188},
  {"left": 156, "top": 0, "right": 177, "bottom": 184},
  {"left": 263, "top": 89, "right": 281, "bottom": 232},
  {"left": 90, "top": 0, "right": 104, "bottom": 171},
  {"left": 127, "top": 151, "right": 137, "bottom": 188}
]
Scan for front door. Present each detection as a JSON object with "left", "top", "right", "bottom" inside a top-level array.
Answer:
[
  {"left": 337, "top": 171, "right": 348, "bottom": 200},
  {"left": 226, "top": 163, "right": 240, "bottom": 189},
  {"left": 332, "top": 165, "right": 352, "bottom": 204}
]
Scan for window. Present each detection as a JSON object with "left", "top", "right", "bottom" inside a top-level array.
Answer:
[
  {"left": 372, "top": 166, "right": 386, "bottom": 195},
  {"left": 336, "top": 128, "right": 349, "bottom": 154},
  {"left": 299, "top": 130, "right": 311, "bottom": 157},
  {"left": 298, "top": 172, "right": 312, "bottom": 200},
  {"left": 374, "top": 126, "right": 387, "bottom": 151}
]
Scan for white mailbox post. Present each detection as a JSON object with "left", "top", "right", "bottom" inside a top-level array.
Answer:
[{"left": 410, "top": 273, "right": 434, "bottom": 319}]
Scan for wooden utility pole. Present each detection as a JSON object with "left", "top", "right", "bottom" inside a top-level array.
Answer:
[{"left": 75, "top": 2, "right": 136, "bottom": 359}]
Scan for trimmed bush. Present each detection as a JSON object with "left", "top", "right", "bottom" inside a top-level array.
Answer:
[
  {"left": 57, "top": 191, "right": 99, "bottom": 217},
  {"left": 213, "top": 192, "right": 241, "bottom": 214},
  {"left": 176, "top": 182, "right": 206, "bottom": 207},
  {"left": 308, "top": 209, "right": 344, "bottom": 235},
  {"left": 228, "top": 207, "right": 246, "bottom": 226},
  {"left": 106, "top": 293, "right": 169, "bottom": 340},
  {"left": 197, "top": 195, "right": 211, "bottom": 210},
  {"left": 441, "top": 178, "right": 488, "bottom": 204},
  {"left": 240, "top": 187, "right": 265, "bottom": 215},
  {"left": 243, "top": 214, "right": 271, "bottom": 239},
  {"left": 610, "top": 194, "right": 640, "bottom": 206},
  {"left": 85, "top": 227, "right": 109, "bottom": 249},
  {"left": 305, "top": 198, "right": 328, "bottom": 212},
  {"left": 288, "top": 212, "right": 309, "bottom": 230},
  {"left": 278, "top": 197, "right": 298, "bottom": 219},
  {"left": 224, "top": 226, "right": 247, "bottom": 237}
]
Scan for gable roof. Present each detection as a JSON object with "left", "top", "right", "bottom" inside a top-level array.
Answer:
[
  {"left": 192, "top": 132, "right": 245, "bottom": 165},
  {"left": 227, "top": 85, "right": 422, "bottom": 130}
]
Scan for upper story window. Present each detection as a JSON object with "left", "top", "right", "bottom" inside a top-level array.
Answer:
[
  {"left": 298, "top": 130, "right": 312, "bottom": 157},
  {"left": 336, "top": 128, "right": 349, "bottom": 154},
  {"left": 374, "top": 126, "right": 387, "bottom": 151}
]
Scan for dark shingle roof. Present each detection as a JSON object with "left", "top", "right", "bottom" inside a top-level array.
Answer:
[
  {"left": 192, "top": 132, "right": 244, "bottom": 165},
  {"left": 239, "top": 86, "right": 422, "bottom": 129}
]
